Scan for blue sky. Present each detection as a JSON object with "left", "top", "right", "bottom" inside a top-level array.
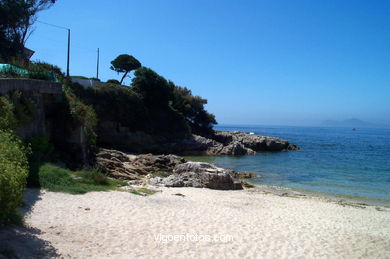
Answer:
[{"left": 27, "top": 0, "right": 390, "bottom": 126}]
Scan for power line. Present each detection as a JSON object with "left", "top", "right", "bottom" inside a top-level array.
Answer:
[
  {"left": 36, "top": 20, "right": 70, "bottom": 76},
  {"left": 36, "top": 20, "right": 69, "bottom": 30}
]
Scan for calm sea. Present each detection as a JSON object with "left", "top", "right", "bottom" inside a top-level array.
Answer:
[{"left": 190, "top": 125, "right": 390, "bottom": 206}]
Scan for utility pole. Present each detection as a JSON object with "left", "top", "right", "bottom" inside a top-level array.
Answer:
[
  {"left": 66, "top": 29, "right": 70, "bottom": 77},
  {"left": 96, "top": 48, "right": 100, "bottom": 79},
  {"left": 36, "top": 21, "right": 72, "bottom": 77}
]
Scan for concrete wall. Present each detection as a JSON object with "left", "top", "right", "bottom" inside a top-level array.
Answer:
[
  {"left": 71, "top": 78, "right": 102, "bottom": 88},
  {"left": 0, "top": 79, "right": 62, "bottom": 138},
  {"left": 0, "top": 78, "right": 62, "bottom": 95}
]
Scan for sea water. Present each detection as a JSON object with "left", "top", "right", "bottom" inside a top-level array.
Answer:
[{"left": 190, "top": 125, "right": 390, "bottom": 206}]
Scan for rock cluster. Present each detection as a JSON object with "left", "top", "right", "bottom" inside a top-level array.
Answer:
[
  {"left": 176, "top": 135, "right": 255, "bottom": 156},
  {"left": 211, "top": 131, "right": 300, "bottom": 152},
  {"left": 167, "top": 131, "right": 299, "bottom": 156},
  {"left": 96, "top": 150, "right": 254, "bottom": 190},
  {"left": 96, "top": 150, "right": 185, "bottom": 180},
  {"left": 161, "top": 162, "right": 243, "bottom": 190},
  {"left": 96, "top": 124, "right": 299, "bottom": 156}
]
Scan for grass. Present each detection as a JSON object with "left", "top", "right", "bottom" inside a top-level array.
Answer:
[{"left": 38, "top": 163, "right": 127, "bottom": 194}]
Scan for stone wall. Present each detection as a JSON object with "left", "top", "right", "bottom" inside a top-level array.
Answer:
[
  {"left": 0, "top": 78, "right": 62, "bottom": 95},
  {"left": 0, "top": 78, "right": 88, "bottom": 167},
  {"left": 0, "top": 79, "right": 62, "bottom": 138}
]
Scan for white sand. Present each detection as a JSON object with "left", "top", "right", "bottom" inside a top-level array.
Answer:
[{"left": 2, "top": 187, "right": 390, "bottom": 258}]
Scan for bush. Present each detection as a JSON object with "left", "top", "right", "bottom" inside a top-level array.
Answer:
[
  {"left": 26, "top": 135, "right": 54, "bottom": 187},
  {"left": 0, "top": 65, "right": 22, "bottom": 79},
  {"left": 0, "top": 60, "right": 63, "bottom": 82},
  {"left": 71, "top": 82, "right": 149, "bottom": 132},
  {"left": 38, "top": 163, "right": 126, "bottom": 194},
  {"left": 63, "top": 83, "right": 97, "bottom": 145},
  {"left": 27, "top": 63, "right": 50, "bottom": 81},
  {"left": 0, "top": 96, "right": 17, "bottom": 130},
  {"left": 0, "top": 93, "right": 35, "bottom": 131},
  {"left": 131, "top": 67, "right": 190, "bottom": 138},
  {"left": 0, "top": 130, "right": 29, "bottom": 225},
  {"left": 29, "top": 61, "right": 64, "bottom": 80},
  {"left": 106, "top": 79, "right": 120, "bottom": 84},
  {"left": 171, "top": 84, "right": 217, "bottom": 136}
]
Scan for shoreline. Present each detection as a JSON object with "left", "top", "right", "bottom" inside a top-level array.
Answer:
[
  {"left": 247, "top": 183, "right": 390, "bottom": 208},
  {"left": 1, "top": 187, "right": 389, "bottom": 258},
  {"left": 183, "top": 153, "right": 390, "bottom": 208},
  {"left": 245, "top": 183, "right": 390, "bottom": 209}
]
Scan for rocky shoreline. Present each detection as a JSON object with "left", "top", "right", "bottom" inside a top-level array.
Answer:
[
  {"left": 97, "top": 127, "right": 300, "bottom": 156},
  {"left": 96, "top": 150, "right": 256, "bottom": 190},
  {"left": 164, "top": 130, "right": 300, "bottom": 156},
  {"left": 96, "top": 131, "right": 298, "bottom": 190}
]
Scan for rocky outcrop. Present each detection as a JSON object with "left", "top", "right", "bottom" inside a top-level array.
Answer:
[
  {"left": 212, "top": 131, "right": 300, "bottom": 152},
  {"left": 96, "top": 150, "right": 253, "bottom": 190},
  {"left": 161, "top": 162, "right": 243, "bottom": 190},
  {"left": 160, "top": 131, "right": 299, "bottom": 156},
  {"left": 174, "top": 135, "right": 255, "bottom": 156},
  {"left": 95, "top": 118, "right": 298, "bottom": 156},
  {"left": 96, "top": 149, "right": 186, "bottom": 180}
]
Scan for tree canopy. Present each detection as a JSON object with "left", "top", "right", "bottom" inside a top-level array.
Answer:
[
  {"left": 171, "top": 83, "right": 217, "bottom": 136},
  {"left": 110, "top": 54, "right": 141, "bottom": 84},
  {"left": 131, "top": 67, "right": 173, "bottom": 107},
  {"left": 0, "top": 0, "right": 56, "bottom": 61}
]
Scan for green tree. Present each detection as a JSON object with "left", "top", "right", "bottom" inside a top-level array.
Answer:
[
  {"left": 0, "top": 96, "right": 17, "bottom": 130},
  {"left": 110, "top": 54, "right": 141, "bottom": 84},
  {"left": 131, "top": 67, "right": 173, "bottom": 107},
  {"left": 131, "top": 67, "right": 190, "bottom": 138},
  {"left": 0, "top": 130, "right": 29, "bottom": 225},
  {"left": 0, "top": 0, "right": 56, "bottom": 60},
  {"left": 171, "top": 84, "right": 217, "bottom": 136}
]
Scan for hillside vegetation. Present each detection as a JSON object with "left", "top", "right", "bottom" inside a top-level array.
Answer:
[{"left": 71, "top": 66, "right": 217, "bottom": 141}]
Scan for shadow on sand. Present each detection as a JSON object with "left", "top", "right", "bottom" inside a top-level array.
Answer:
[{"left": 0, "top": 189, "right": 60, "bottom": 258}]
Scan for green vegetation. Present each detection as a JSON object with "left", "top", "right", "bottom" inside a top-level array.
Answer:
[
  {"left": 38, "top": 163, "right": 127, "bottom": 194},
  {"left": 106, "top": 79, "right": 120, "bottom": 84},
  {"left": 110, "top": 54, "right": 141, "bottom": 84},
  {"left": 0, "top": 130, "right": 29, "bottom": 225},
  {"left": 26, "top": 135, "right": 55, "bottom": 187},
  {"left": 0, "top": 61, "right": 63, "bottom": 82},
  {"left": 0, "top": 2, "right": 218, "bottom": 221},
  {"left": 171, "top": 84, "right": 217, "bottom": 136},
  {"left": 0, "top": 92, "right": 35, "bottom": 131},
  {"left": 70, "top": 63, "right": 217, "bottom": 142},
  {"left": 62, "top": 82, "right": 97, "bottom": 145},
  {"left": 71, "top": 82, "right": 148, "bottom": 133},
  {"left": 0, "top": 96, "right": 18, "bottom": 130},
  {"left": 0, "top": 0, "right": 56, "bottom": 61}
]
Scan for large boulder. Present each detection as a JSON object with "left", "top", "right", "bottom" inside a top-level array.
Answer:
[
  {"left": 162, "top": 162, "right": 243, "bottom": 190},
  {"left": 96, "top": 150, "right": 186, "bottom": 180},
  {"left": 212, "top": 131, "right": 300, "bottom": 151},
  {"left": 169, "top": 135, "right": 256, "bottom": 156},
  {"left": 219, "top": 141, "right": 255, "bottom": 156}
]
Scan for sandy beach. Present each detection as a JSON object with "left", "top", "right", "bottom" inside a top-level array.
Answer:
[{"left": 1, "top": 187, "right": 389, "bottom": 258}]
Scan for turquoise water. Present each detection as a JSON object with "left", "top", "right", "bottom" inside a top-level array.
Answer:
[{"left": 193, "top": 125, "right": 390, "bottom": 205}]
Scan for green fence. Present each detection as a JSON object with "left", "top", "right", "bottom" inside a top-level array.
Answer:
[{"left": 0, "top": 64, "right": 61, "bottom": 83}]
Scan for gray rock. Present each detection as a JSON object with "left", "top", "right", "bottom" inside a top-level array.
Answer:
[
  {"left": 96, "top": 150, "right": 186, "bottom": 180},
  {"left": 219, "top": 141, "right": 256, "bottom": 156},
  {"left": 212, "top": 131, "right": 300, "bottom": 151},
  {"left": 163, "top": 162, "right": 243, "bottom": 190}
]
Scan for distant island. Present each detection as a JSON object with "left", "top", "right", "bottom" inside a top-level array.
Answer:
[{"left": 321, "top": 118, "right": 389, "bottom": 128}]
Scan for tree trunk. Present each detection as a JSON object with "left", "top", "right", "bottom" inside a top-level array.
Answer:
[{"left": 120, "top": 71, "right": 129, "bottom": 84}]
